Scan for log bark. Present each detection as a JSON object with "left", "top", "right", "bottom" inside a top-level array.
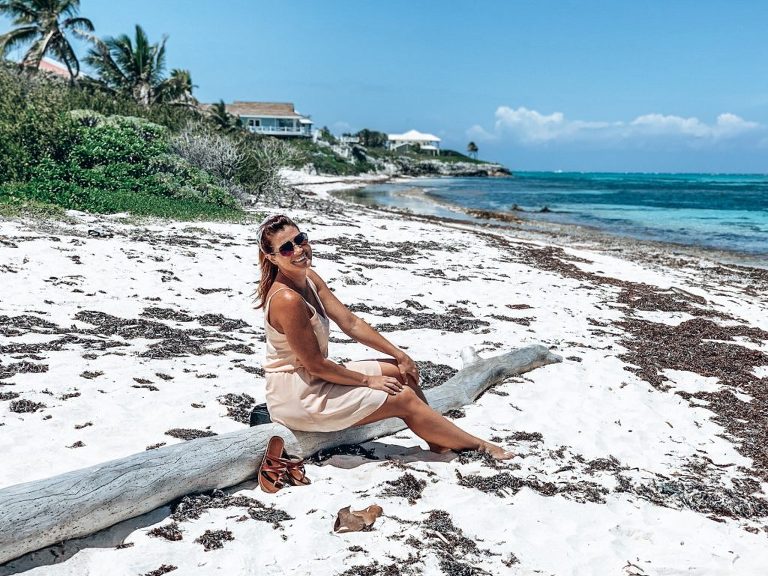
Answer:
[{"left": 0, "top": 344, "right": 560, "bottom": 564}]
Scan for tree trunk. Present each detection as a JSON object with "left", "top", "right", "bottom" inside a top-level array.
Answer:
[{"left": 0, "top": 345, "right": 560, "bottom": 564}]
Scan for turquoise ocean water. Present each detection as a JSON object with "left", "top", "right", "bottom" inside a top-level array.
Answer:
[{"left": 351, "top": 172, "right": 768, "bottom": 257}]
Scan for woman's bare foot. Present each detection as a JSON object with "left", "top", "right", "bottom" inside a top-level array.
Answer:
[
  {"left": 428, "top": 442, "right": 453, "bottom": 454},
  {"left": 479, "top": 441, "right": 515, "bottom": 460}
]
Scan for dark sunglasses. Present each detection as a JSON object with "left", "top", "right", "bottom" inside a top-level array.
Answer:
[{"left": 272, "top": 232, "right": 309, "bottom": 256}]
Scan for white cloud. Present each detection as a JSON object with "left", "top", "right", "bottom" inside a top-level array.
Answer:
[{"left": 469, "top": 106, "right": 762, "bottom": 146}]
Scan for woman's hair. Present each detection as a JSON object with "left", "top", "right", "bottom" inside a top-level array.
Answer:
[{"left": 255, "top": 214, "right": 298, "bottom": 309}]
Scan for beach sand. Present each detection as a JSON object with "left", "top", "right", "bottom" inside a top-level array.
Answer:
[{"left": 1, "top": 171, "right": 767, "bottom": 575}]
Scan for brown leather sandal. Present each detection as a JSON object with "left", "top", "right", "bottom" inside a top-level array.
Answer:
[
  {"left": 283, "top": 455, "right": 311, "bottom": 487},
  {"left": 258, "top": 436, "right": 290, "bottom": 493}
]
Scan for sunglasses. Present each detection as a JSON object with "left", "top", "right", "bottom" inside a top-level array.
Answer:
[{"left": 272, "top": 232, "right": 309, "bottom": 256}]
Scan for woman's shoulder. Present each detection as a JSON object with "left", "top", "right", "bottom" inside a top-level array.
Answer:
[
  {"left": 266, "top": 285, "right": 302, "bottom": 309},
  {"left": 307, "top": 269, "right": 327, "bottom": 290}
]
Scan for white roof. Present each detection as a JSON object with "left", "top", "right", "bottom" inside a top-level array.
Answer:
[{"left": 388, "top": 129, "right": 441, "bottom": 142}]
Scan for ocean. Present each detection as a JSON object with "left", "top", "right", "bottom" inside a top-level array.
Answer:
[{"left": 344, "top": 172, "right": 768, "bottom": 257}]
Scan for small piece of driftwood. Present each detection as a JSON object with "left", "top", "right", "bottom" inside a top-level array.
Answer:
[{"left": 0, "top": 344, "right": 561, "bottom": 564}]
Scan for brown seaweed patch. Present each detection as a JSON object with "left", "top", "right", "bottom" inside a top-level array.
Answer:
[
  {"left": 0, "top": 361, "right": 48, "bottom": 379},
  {"left": 616, "top": 315, "right": 768, "bottom": 481},
  {"left": 143, "top": 565, "right": 177, "bottom": 576},
  {"left": 148, "top": 522, "right": 183, "bottom": 541},
  {"left": 337, "top": 561, "right": 403, "bottom": 576},
  {"left": 416, "top": 361, "right": 458, "bottom": 390},
  {"left": 165, "top": 428, "right": 217, "bottom": 440},
  {"left": 217, "top": 393, "right": 256, "bottom": 424},
  {"left": 488, "top": 314, "right": 535, "bottom": 326},
  {"left": 507, "top": 431, "right": 543, "bottom": 443},
  {"left": 456, "top": 470, "right": 608, "bottom": 503},
  {"left": 195, "top": 529, "right": 234, "bottom": 551},
  {"left": 141, "top": 307, "right": 194, "bottom": 322},
  {"left": 381, "top": 472, "right": 427, "bottom": 505},
  {"left": 9, "top": 399, "right": 46, "bottom": 413},
  {"left": 172, "top": 489, "right": 292, "bottom": 528}
]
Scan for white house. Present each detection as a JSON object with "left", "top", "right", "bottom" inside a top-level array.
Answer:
[
  {"left": 387, "top": 129, "right": 441, "bottom": 155},
  {"left": 225, "top": 102, "right": 313, "bottom": 137}
]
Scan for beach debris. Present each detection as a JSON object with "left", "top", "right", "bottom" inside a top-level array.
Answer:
[
  {"left": 164, "top": 428, "right": 217, "bottom": 440},
  {"left": 0, "top": 392, "right": 20, "bottom": 401},
  {"left": 416, "top": 361, "right": 458, "bottom": 390},
  {"left": 333, "top": 505, "right": 383, "bottom": 533},
  {"left": 143, "top": 564, "right": 177, "bottom": 576},
  {"left": 217, "top": 392, "right": 256, "bottom": 424},
  {"left": 195, "top": 529, "right": 234, "bottom": 551},
  {"left": 148, "top": 522, "right": 183, "bottom": 541},
  {"left": 79, "top": 370, "right": 103, "bottom": 379},
  {"left": 0, "top": 361, "right": 48, "bottom": 379},
  {"left": 171, "top": 489, "right": 292, "bottom": 529},
  {"left": 8, "top": 399, "right": 46, "bottom": 413},
  {"left": 380, "top": 472, "right": 427, "bottom": 505},
  {"left": 74, "top": 421, "right": 92, "bottom": 429},
  {"left": 146, "top": 442, "right": 166, "bottom": 451},
  {"left": 337, "top": 560, "right": 403, "bottom": 576},
  {"left": 195, "top": 287, "right": 231, "bottom": 294},
  {"left": 66, "top": 441, "right": 85, "bottom": 449}
]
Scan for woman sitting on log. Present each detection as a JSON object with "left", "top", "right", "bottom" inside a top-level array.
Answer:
[{"left": 257, "top": 214, "right": 514, "bottom": 460}]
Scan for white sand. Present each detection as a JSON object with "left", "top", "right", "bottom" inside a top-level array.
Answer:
[{"left": 1, "top": 173, "right": 767, "bottom": 575}]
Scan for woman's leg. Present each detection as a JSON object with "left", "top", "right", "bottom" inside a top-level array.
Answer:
[
  {"left": 375, "top": 359, "right": 428, "bottom": 404},
  {"left": 352, "top": 386, "right": 514, "bottom": 460},
  {"left": 375, "top": 359, "right": 446, "bottom": 452}
]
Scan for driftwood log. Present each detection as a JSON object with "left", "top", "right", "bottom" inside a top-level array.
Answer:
[{"left": 0, "top": 344, "right": 561, "bottom": 564}]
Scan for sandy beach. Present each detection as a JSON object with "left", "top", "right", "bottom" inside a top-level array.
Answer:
[{"left": 1, "top": 171, "right": 767, "bottom": 575}]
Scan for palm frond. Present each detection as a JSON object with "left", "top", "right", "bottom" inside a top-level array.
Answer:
[
  {"left": 0, "top": 0, "right": 39, "bottom": 23},
  {"left": 0, "top": 25, "right": 38, "bottom": 57}
]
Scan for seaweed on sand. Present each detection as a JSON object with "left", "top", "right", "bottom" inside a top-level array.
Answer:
[
  {"left": 148, "top": 522, "right": 183, "bottom": 541},
  {"left": 217, "top": 392, "right": 256, "bottom": 424},
  {"left": 172, "top": 489, "right": 293, "bottom": 528},
  {"left": 380, "top": 472, "right": 427, "bottom": 504},
  {"left": 164, "top": 428, "right": 217, "bottom": 440},
  {"left": 143, "top": 565, "right": 177, "bottom": 576},
  {"left": 194, "top": 529, "right": 233, "bottom": 551}
]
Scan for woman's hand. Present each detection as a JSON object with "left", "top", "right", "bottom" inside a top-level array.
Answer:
[
  {"left": 366, "top": 375, "right": 404, "bottom": 395},
  {"left": 395, "top": 353, "right": 419, "bottom": 386}
]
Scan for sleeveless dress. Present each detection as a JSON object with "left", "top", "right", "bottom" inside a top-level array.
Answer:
[{"left": 262, "top": 278, "right": 389, "bottom": 432}]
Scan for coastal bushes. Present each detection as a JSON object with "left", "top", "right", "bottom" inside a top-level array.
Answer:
[{"left": 1, "top": 107, "right": 242, "bottom": 218}]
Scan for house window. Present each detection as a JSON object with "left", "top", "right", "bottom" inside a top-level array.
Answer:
[{"left": 248, "top": 119, "right": 261, "bottom": 127}]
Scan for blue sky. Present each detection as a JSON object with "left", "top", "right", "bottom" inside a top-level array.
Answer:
[{"left": 3, "top": 0, "right": 767, "bottom": 172}]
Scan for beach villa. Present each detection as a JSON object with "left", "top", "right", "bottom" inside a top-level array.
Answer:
[
  {"left": 387, "top": 129, "right": 441, "bottom": 155},
  {"left": 225, "top": 102, "right": 313, "bottom": 137}
]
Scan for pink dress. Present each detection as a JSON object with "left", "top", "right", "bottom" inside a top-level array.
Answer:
[{"left": 262, "top": 278, "right": 388, "bottom": 432}]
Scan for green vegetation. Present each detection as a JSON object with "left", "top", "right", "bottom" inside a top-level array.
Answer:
[
  {"left": 2, "top": 109, "right": 241, "bottom": 218},
  {"left": 0, "top": 63, "right": 246, "bottom": 220},
  {"left": 288, "top": 138, "right": 373, "bottom": 175}
]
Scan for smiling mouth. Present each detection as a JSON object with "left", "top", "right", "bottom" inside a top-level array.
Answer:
[{"left": 293, "top": 255, "right": 309, "bottom": 264}]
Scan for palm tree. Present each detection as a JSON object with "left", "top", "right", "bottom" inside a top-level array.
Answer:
[
  {"left": 207, "top": 99, "right": 241, "bottom": 132},
  {"left": 467, "top": 141, "right": 479, "bottom": 160},
  {"left": 0, "top": 0, "right": 94, "bottom": 79},
  {"left": 84, "top": 24, "right": 191, "bottom": 106}
]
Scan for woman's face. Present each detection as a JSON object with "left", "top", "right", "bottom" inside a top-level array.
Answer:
[{"left": 268, "top": 225, "right": 312, "bottom": 271}]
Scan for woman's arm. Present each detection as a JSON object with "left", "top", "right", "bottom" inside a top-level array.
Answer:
[
  {"left": 269, "top": 290, "right": 402, "bottom": 394},
  {"left": 309, "top": 271, "right": 420, "bottom": 384}
]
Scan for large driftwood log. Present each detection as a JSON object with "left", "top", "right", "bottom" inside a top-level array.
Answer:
[{"left": 0, "top": 345, "right": 560, "bottom": 564}]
